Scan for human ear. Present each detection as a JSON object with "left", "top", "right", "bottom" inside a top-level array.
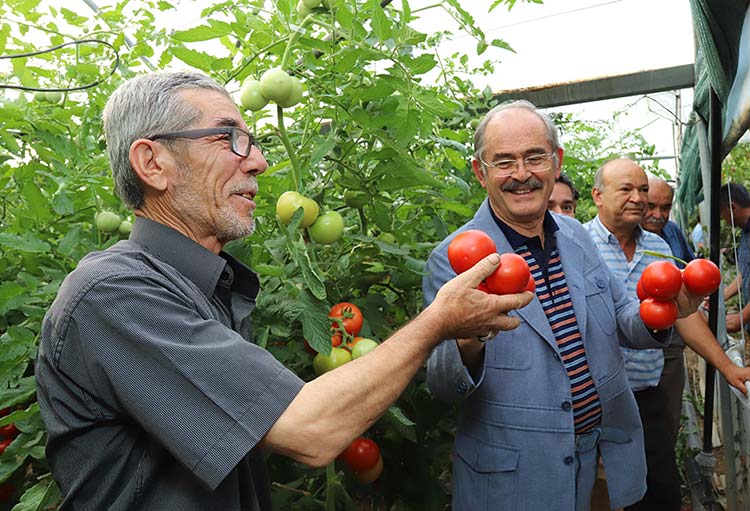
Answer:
[{"left": 129, "top": 139, "right": 169, "bottom": 192}]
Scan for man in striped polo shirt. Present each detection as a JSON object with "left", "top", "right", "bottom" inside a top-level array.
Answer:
[
  {"left": 585, "top": 158, "right": 750, "bottom": 511},
  {"left": 424, "top": 101, "right": 707, "bottom": 511}
]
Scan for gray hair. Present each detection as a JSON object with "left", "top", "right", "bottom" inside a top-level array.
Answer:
[
  {"left": 473, "top": 99, "right": 562, "bottom": 174},
  {"left": 103, "top": 71, "right": 230, "bottom": 208}
]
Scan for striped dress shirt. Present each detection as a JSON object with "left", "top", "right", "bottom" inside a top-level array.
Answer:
[{"left": 584, "top": 215, "right": 673, "bottom": 391}]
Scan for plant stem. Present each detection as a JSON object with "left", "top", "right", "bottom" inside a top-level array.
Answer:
[
  {"left": 274, "top": 107, "right": 301, "bottom": 191},
  {"left": 325, "top": 462, "right": 336, "bottom": 511},
  {"left": 642, "top": 249, "right": 688, "bottom": 267}
]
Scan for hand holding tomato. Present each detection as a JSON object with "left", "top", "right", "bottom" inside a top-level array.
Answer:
[
  {"left": 428, "top": 253, "right": 533, "bottom": 341},
  {"left": 447, "top": 230, "right": 497, "bottom": 275}
]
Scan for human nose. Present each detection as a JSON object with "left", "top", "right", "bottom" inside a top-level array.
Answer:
[{"left": 242, "top": 144, "right": 268, "bottom": 176}]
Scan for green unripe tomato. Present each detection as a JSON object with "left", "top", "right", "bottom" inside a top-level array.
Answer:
[
  {"left": 276, "top": 77, "right": 304, "bottom": 108},
  {"left": 46, "top": 91, "right": 62, "bottom": 104},
  {"left": 297, "top": 196, "right": 320, "bottom": 228},
  {"left": 259, "top": 68, "right": 293, "bottom": 104},
  {"left": 296, "top": 0, "right": 313, "bottom": 16},
  {"left": 351, "top": 338, "right": 379, "bottom": 359},
  {"left": 343, "top": 190, "right": 368, "bottom": 209},
  {"left": 118, "top": 220, "right": 133, "bottom": 235},
  {"left": 95, "top": 211, "right": 122, "bottom": 233},
  {"left": 239, "top": 79, "right": 269, "bottom": 111},
  {"left": 308, "top": 211, "right": 344, "bottom": 244},
  {"left": 313, "top": 347, "right": 351, "bottom": 375},
  {"left": 276, "top": 191, "right": 319, "bottom": 228}
]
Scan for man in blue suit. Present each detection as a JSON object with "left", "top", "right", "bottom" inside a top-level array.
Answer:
[{"left": 423, "top": 101, "right": 705, "bottom": 511}]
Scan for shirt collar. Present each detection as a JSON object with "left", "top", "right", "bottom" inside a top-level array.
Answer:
[
  {"left": 487, "top": 202, "right": 559, "bottom": 250},
  {"left": 589, "top": 215, "right": 645, "bottom": 245},
  {"left": 129, "top": 217, "right": 259, "bottom": 301}
]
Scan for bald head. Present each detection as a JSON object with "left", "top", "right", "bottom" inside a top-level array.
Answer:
[
  {"left": 592, "top": 158, "right": 649, "bottom": 233},
  {"left": 641, "top": 177, "right": 674, "bottom": 234}
]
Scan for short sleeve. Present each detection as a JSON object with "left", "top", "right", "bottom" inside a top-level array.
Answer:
[{"left": 60, "top": 272, "right": 304, "bottom": 490}]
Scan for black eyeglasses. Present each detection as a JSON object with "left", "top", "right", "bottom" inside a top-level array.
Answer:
[{"left": 147, "top": 127, "right": 257, "bottom": 158}]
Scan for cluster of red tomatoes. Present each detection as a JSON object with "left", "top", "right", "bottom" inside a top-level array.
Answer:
[
  {"left": 338, "top": 436, "right": 383, "bottom": 484},
  {"left": 447, "top": 230, "right": 534, "bottom": 294},
  {"left": 0, "top": 407, "right": 19, "bottom": 502},
  {"left": 637, "top": 259, "right": 722, "bottom": 330}
]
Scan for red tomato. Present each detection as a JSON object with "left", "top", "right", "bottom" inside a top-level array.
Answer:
[
  {"left": 640, "top": 261, "right": 682, "bottom": 300},
  {"left": 329, "top": 302, "right": 363, "bottom": 336},
  {"left": 354, "top": 455, "right": 383, "bottom": 484},
  {"left": 0, "top": 437, "right": 12, "bottom": 456},
  {"left": 447, "top": 230, "right": 497, "bottom": 274},
  {"left": 484, "top": 253, "right": 531, "bottom": 295},
  {"left": 0, "top": 483, "right": 14, "bottom": 502},
  {"left": 0, "top": 423, "right": 17, "bottom": 438},
  {"left": 636, "top": 278, "right": 649, "bottom": 301},
  {"left": 477, "top": 282, "right": 490, "bottom": 293},
  {"left": 639, "top": 298, "right": 678, "bottom": 330},
  {"left": 525, "top": 275, "right": 536, "bottom": 293},
  {"left": 682, "top": 259, "right": 722, "bottom": 296},
  {"left": 0, "top": 409, "right": 8, "bottom": 417},
  {"left": 303, "top": 340, "right": 317, "bottom": 355},
  {"left": 339, "top": 437, "right": 381, "bottom": 473}
]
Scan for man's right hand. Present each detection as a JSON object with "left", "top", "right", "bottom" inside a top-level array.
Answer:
[{"left": 428, "top": 253, "right": 534, "bottom": 342}]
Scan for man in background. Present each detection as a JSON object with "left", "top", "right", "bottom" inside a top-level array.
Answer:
[
  {"left": 719, "top": 182, "right": 750, "bottom": 332},
  {"left": 548, "top": 172, "right": 579, "bottom": 218},
  {"left": 640, "top": 177, "right": 695, "bottom": 443},
  {"left": 586, "top": 159, "right": 750, "bottom": 511}
]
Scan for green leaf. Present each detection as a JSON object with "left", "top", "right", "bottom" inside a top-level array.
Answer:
[
  {"left": 369, "top": 0, "right": 393, "bottom": 41},
  {"left": 290, "top": 292, "right": 331, "bottom": 356},
  {"left": 309, "top": 135, "right": 336, "bottom": 166},
  {"left": 11, "top": 478, "right": 61, "bottom": 511},
  {"left": 171, "top": 21, "right": 233, "bottom": 42},
  {"left": 0, "top": 233, "right": 50, "bottom": 253},
  {"left": 254, "top": 264, "right": 285, "bottom": 278},
  {"left": 169, "top": 46, "right": 216, "bottom": 72}
]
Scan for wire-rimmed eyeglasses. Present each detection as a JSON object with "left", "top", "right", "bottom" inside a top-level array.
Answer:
[
  {"left": 147, "top": 127, "right": 257, "bottom": 158},
  {"left": 477, "top": 152, "right": 554, "bottom": 177}
]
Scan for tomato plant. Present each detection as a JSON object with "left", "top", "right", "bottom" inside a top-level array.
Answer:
[
  {"left": 484, "top": 253, "right": 531, "bottom": 295},
  {"left": 351, "top": 338, "right": 379, "bottom": 359},
  {"left": 313, "top": 347, "right": 352, "bottom": 375},
  {"left": 329, "top": 302, "right": 363, "bottom": 337},
  {"left": 682, "top": 259, "right": 722, "bottom": 296},
  {"left": 640, "top": 261, "right": 683, "bottom": 300},
  {"left": 447, "top": 230, "right": 497, "bottom": 274},
  {"left": 308, "top": 211, "right": 344, "bottom": 244},
  {"left": 639, "top": 298, "right": 678, "bottom": 330},
  {"left": 239, "top": 78, "right": 269, "bottom": 111},
  {"left": 339, "top": 437, "right": 381, "bottom": 473},
  {"left": 354, "top": 455, "right": 383, "bottom": 484}
]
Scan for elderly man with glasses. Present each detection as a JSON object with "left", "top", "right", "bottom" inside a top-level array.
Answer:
[
  {"left": 423, "top": 100, "right": 706, "bottom": 511},
  {"left": 34, "top": 71, "right": 531, "bottom": 511}
]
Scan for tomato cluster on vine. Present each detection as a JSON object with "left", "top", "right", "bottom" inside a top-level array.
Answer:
[
  {"left": 637, "top": 258, "right": 722, "bottom": 330},
  {"left": 447, "top": 230, "right": 533, "bottom": 295}
]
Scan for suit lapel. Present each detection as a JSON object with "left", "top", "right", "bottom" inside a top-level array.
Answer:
[
  {"left": 554, "top": 221, "right": 588, "bottom": 340},
  {"left": 472, "top": 201, "right": 558, "bottom": 350}
]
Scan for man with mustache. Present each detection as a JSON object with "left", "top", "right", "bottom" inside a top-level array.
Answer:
[
  {"left": 640, "top": 177, "right": 695, "bottom": 444},
  {"left": 423, "top": 101, "right": 707, "bottom": 511},
  {"left": 585, "top": 159, "right": 749, "bottom": 511},
  {"left": 34, "top": 72, "right": 532, "bottom": 511}
]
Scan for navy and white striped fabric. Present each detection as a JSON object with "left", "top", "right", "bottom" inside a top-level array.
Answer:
[
  {"left": 519, "top": 245, "right": 602, "bottom": 433},
  {"left": 584, "top": 216, "right": 673, "bottom": 391}
]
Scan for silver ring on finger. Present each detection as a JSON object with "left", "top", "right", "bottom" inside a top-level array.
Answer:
[{"left": 479, "top": 330, "right": 495, "bottom": 342}]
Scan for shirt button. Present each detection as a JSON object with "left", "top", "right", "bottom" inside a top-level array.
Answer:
[
  {"left": 561, "top": 401, "right": 572, "bottom": 411},
  {"left": 564, "top": 456, "right": 575, "bottom": 465},
  {"left": 596, "top": 278, "right": 606, "bottom": 289}
]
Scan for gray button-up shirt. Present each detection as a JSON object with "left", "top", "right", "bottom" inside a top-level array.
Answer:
[{"left": 36, "top": 217, "right": 304, "bottom": 511}]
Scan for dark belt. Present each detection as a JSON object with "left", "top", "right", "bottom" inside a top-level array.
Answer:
[{"left": 575, "top": 426, "right": 631, "bottom": 454}]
